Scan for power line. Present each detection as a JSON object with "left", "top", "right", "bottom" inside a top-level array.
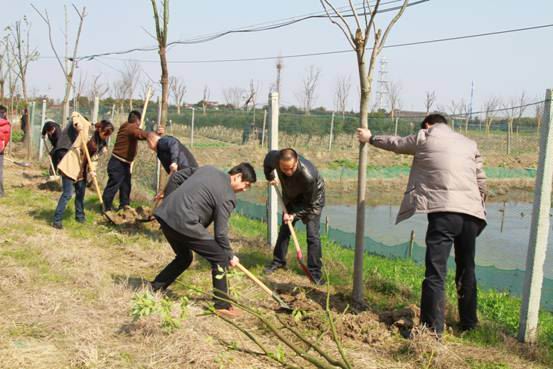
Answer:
[
  {"left": 74, "top": 0, "right": 427, "bottom": 61},
  {"left": 76, "top": 23, "right": 553, "bottom": 65}
]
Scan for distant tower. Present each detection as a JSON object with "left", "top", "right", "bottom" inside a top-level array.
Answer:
[
  {"left": 374, "top": 57, "right": 389, "bottom": 112},
  {"left": 468, "top": 81, "right": 475, "bottom": 120}
]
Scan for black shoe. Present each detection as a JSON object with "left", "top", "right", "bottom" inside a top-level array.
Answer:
[
  {"left": 149, "top": 281, "right": 167, "bottom": 292},
  {"left": 52, "top": 222, "right": 63, "bottom": 230},
  {"left": 76, "top": 218, "right": 86, "bottom": 224},
  {"left": 264, "top": 262, "right": 286, "bottom": 275}
]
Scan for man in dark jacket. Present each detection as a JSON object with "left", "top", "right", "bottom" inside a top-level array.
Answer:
[
  {"left": 102, "top": 110, "right": 156, "bottom": 211},
  {"left": 263, "top": 148, "right": 325, "bottom": 284},
  {"left": 151, "top": 163, "right": 257, "bottom": 317},
  {"left": 146, "top": 133, "right": 199, "bottom": 199}
]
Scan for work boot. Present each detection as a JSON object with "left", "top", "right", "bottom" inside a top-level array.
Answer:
[
  {"left": 52, "top": 222, "right": 63, "bottom": 230},
  {"left": 76, "top": 217, "right": 86, "bottom": 224},
  {"left": 264, "top": 261, "right": 286, "bottom": 275},
  {"left": 215, "top": 306, "right": 240, "bottom": 318}
]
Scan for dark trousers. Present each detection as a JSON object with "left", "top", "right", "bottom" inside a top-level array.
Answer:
[
  {"left": 421, "top": 212, "right": 485, "bottom": 333},
  {"left": 53, "top": 175, "right": 86, "bottom": 223},
  {"left": 154, "top": 219, "right": 231, "bottom": 309},
  {"left": 272, "top": 214, "right": 323, "bottom": 280},
  {"left": 102, "top": 156, "right": 131, "bottom": 211}
]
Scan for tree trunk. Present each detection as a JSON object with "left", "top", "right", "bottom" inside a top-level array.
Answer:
[
  {"left": 62, "top": 72, "right": 72, "bottom": 127},
  {"left": 159, "top": 46, "right": 169, "bottom": 128},
  {"left": 352, "top": 55, "right": 370, "bottom": 304},
  {"left": 177, "top": 104, "right": 181, "bottom": 115}
]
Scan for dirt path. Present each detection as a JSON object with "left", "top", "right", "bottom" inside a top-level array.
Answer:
[{"left": 0, "top": 161, "right": 546, "bottom": 369}]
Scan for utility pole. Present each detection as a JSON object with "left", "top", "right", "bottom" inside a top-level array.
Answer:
[
  {"left": 190, "top": 107, "right": 195, "bottom": 147},
  {"left": 518, "top": 89, "right": 553, "bottom": 343},
  {"left": 261, "top": 109, "right": 267, "bottom": 147},
  {"left": 328, "top": 111, "right": 335, "bottom": 151},
  {"left": 39, "top": 99, "right": 46, "bottom": 161},
  {"left": 268, "top": 92, "right": 279, "bottom": 247}
]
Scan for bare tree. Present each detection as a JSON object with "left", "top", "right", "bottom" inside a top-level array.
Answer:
[
  {"left": 140, "top": 81, "right": 154, "bottom": 102},
  {"left": 484, "top": 97, "right": 501, "bottom": 135},
  {"left": 320, "top": 0, "right": 410, "bottom": 303},
  {"left": 424, "top": 90, "right": 436, "bottom": 115},
  {"left": 0, "top": 37, "right": 8, "bottom": 104},
  {"left": 298, "top": 65, "right": 320, "bottom": 115},
  {"left": 121, "top": 61, "right": 141, "bottom": 110},
  {"left": 112, "top": 79, "right": 127, "bottom": 113},
  {"left": 74, "top": 72, "right": 87, "bottom": 112},
  {"left": 275, "top": 54, "right": 283, "bottom": 96},
  {"left": 515, "top": 91, "right": 528, "bottom": 122},
  {"left": 32, "top": 4, "right": 86, "bottom": 126},
  {"left": 169, "top": 76, "right": 186, "bottom": 114},
  {"left": 88, "top": 74, "right": 109, "bottom": 101},
  {"left": 3, "top": 36, "right": 18, "bottom": 116},
  {"left": 223, "top": 87, "right": 245, "bottom": 109},
  {"left": 201, "top": 85, "right": 210, "bottom": 115},
  {"left": 387, "top": 80, "right": 401, "bottom": 119},
  {"left": 334, "top": 74, "right": 351, "bottom": 118},
  {"left": 8, "top": 17, "right": 39, "bottom": 159},
  {"left": 150, "top": 0, "right": 169, "bottom": 127},
  {"left": 535, "top": 99, "right": 545, "bottom": 130},
  {"left": 244, "top": 80, "right": 261, "bottom": 111}
]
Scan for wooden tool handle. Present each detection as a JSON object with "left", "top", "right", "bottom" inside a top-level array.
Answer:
[
  {"left": 81, "top": 136, "right": 104, "bottom": 207},
  {"left": 272, "top": 184, "right": 302, "bottom": 254},
  {"left": 236, "top": 263, "right": 273, "bottom": 296}
]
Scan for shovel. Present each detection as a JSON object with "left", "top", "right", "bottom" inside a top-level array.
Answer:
[
  {"left": 235, "top": 262, "right": 293, "bottom": 312},
  {"left": 42, "top": 138, "right": 61, "bottom": 184},
  {"left": 4, "top": 157, "right": 31, "bottom": 168},
  {"left": 272, "top": 184, "right": 315, "bottom": 283},
  {"left": 80, "top": 138, "right": 116, "bottom": 225}
]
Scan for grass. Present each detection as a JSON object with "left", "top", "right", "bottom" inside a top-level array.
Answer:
[
  {"left": 2, "top": 164, "right": 550, "bottom": 368},
  {"left": 229, "top": 213, "right": 553, "bottom": 366}
]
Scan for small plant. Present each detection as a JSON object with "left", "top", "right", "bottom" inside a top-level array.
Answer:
[{"left": 130, "top": 291, "right": 189, "bottom": 333}]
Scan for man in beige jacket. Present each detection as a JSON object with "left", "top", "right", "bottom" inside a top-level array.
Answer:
[{"left": 357, "top": 113, "right": 487, "bottom": 335}]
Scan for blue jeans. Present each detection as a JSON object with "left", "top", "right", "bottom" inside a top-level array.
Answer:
[{"left": 53, "top": 175, "right": 86, "bottom": 224}]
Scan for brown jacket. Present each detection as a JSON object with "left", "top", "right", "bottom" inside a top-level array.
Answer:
[
  {"left": 57, "top": 112, "right": 91, "bottom": 181},
  {"left": 111, "top": 122, "right": 148, "bottom": 163},
  {"left": 371, "top": 124, "right": 487, "bottom": 224}
]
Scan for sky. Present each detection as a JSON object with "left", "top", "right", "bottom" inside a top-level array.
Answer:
[{"left": 4, "top": 0, "right": 553, "bottom": 115}]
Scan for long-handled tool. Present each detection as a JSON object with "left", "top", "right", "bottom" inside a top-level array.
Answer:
[
  {"left": 4, "top": 157, "right": 31, "bottom": 167},
  {"left": 235, "top": 262, "right": 293, "bottom": 312},
  {"left": 81, "top": 136, "right": 115, "bottom": 224},
  {"left": 42, "top": 138, "right": 61, "bottom": 184},
  {"left": 272, "top": 184, "right": 315, "bottom": 283}
]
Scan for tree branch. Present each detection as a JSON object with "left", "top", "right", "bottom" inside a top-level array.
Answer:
[{"left": 320, "top": 0, "right": 356, "bottom": 50}]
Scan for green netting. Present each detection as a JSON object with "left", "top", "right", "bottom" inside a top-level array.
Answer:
[
  {"left": 235, "top": 199, "right": 553, "bottom": 311},
  {"left": 318, "top": 166, "right": 538, "bottom": 181}
]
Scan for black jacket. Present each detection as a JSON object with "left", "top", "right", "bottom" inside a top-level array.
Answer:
[
  {"left": 155, "top": 166, "right": 236, "bottom": 259},
  {"left": 263, "top": 150, "right": 325, "bottom": 222},
  {"left": 52, "top": 122, "right": 79, "bottom": 169},
  {"left": 156, "top": 135, "right": 198, "bottom": 174}
]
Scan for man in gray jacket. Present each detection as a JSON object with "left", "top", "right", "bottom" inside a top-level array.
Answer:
[
  {"left": 151, "top": 163, "right": 257, "bottom": 317},
  {"left": 357, "top": 113, "right": 487, "bottom": 335}
]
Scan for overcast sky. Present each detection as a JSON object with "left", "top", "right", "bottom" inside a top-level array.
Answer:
[{"left": 5, "top": 0, "right": 553, "bottom": 114}]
